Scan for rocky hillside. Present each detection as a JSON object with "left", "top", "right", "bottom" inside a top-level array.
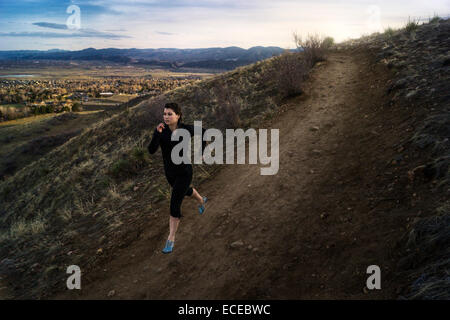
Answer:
[{"left": 338, "top": 17, "right": 449, "bottom": 299}]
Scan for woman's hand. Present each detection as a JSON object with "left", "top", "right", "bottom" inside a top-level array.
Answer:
[{"left": 156, "top": 122, "right": 165, "bottom": 133}]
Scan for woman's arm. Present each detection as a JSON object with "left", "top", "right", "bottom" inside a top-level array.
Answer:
[{"left": 147, "top": 128, "right": 161, "bottom": 154}]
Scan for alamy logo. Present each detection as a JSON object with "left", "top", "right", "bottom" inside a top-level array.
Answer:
[
  {"left": 170, "top": 121, "right": 279, "bottom": 175},
  {"left": 66, "top": 4, "right": 81, "bottom": 30},
  {"left": 66, "top": 265, "right": 81, "bottom": 290},
  {"left": 366, "top": 265, "right": 381, "bottom": 290},
  {"left": 366, "top": 5, "right": 382, "bottom": 33}
]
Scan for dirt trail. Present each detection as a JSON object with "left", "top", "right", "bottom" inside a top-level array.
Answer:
[{"left": 56, "top": 50, "right": 416, "bottom": 299}]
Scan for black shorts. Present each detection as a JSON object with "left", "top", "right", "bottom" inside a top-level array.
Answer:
[{"left": 165, "top": 166, "right": 193, "bottom": 218}]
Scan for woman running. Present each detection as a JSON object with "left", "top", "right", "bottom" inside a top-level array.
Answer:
[{"left": 148, "top": 102, "right": 208, "bottom": 254}]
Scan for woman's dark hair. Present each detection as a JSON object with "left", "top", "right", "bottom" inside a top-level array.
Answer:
[{"left": 164, "top": 102, "right": 182, "bottom": 124}]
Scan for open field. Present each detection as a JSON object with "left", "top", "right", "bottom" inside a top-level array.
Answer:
[
  {"left": 0, "top": 66, "right": 215, "bottom": 80},
  {"left": 0, "top": 104, "right": 26, "bottom": 109}
]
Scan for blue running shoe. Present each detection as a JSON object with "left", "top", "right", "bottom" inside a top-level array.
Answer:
[
  {"left": 162, "top": 240, "right": 174, "bottom": 254},
  {"left": 199, "top": 196, "right": 208, "bottom": 215}
]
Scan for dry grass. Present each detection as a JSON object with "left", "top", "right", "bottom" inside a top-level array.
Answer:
[
  {"left": 293, "top": 33, "right": 334, "bottom": 65},
  {"left": 211, "top": 78, "right": 243, "bottom": 129},
  {"left": 429, "top": 15, "right": 441, "bottom": 24},
  {"left": 4, "top": 212, "right": 47, "bottom": 239},
  {"left": 0, "top": 104, "right": 32, "bottom": 121},
  {"left": 264, "top": 33, "right": 334, "bottom": 99},
  {"left": 384, "top": 27, "right": 396, "bottom": 38},
  {"left": 405, "top": 16, "right": 421, "bottom": 33},
  {"left": 271, "top": 50, "right": 310, "bottom": 98},
  {"left": 401, "top": 201, "right": 450, "bottom": 299}
]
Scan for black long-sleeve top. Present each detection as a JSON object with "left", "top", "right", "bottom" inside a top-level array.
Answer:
[{"left": 148, "top": 122, "right": 207, "bottom": 175}]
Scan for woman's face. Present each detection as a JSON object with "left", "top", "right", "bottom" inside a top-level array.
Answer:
[{"left": 163, "top": 108, "right": 180, "bottom": 126}]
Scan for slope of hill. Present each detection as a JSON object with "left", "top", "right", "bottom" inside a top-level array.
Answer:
[
  {"left": 0, "top": 95, "right": 148, "bottom": 181},
  {"left": 338, "top": 17, "right": 450, "bottom": 299},
  {"left": 0, "top": 47, "right": 294, "bottom": 299}
]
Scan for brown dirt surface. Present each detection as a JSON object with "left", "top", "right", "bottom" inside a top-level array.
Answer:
[{"left": 53, "top": 49, "right": 427, "bottom": 299}]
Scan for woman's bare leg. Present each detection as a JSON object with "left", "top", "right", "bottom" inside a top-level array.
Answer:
[
  {"left": 191, "top": 187, "right": 205, "bottom": 204},
  {"left": 168, "top": 216, "right": 180, "bottom": 242}
]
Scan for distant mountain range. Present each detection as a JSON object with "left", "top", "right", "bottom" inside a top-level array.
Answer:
[{"left": 0, "top": 46, "right": 291, "bottom": 70}]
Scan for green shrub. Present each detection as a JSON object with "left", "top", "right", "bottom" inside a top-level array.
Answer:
[
  {"left": 293, "top": 33, "right": 333, "bottom": 64},
  {"left": 110, "top": 159, "right": 132, "bottom": 178},
  {"left": 0, "top": 185, "right": 12, "bottom": 201},
  {"left": 40, "top": 167, "right": 51, "bottom": 175},
  {"left": 96, "top": 175, "right": 112, "bottom": 189},
  {"left": 72, "top": 102, "right": 82, "bottom": 112},
  {"left": 131, "top": 146, "right": 146, "bottom": 161},
  {"left": 109, "top": 147, "right": 149, "bottom": 179},
  {"left": 271, "top": 51, "right": 309, "bottom": 98},
  {"left": 322, "top": 36, "right": 334, "bottom": 49},
  {"left": 212, "top": 80, "right": 242, "bottom": 129},
  {"left": 405, "top": 16, "right": 420, "bottom": 33},
  {"left": 46, "top": 105, "right": 54, "bottom": 113},
  {"left": 429, "top": 15, "right": 441, "bottom": 24},
  {"left": 384, "top": 27, "right": 395, "bottom": 38}
]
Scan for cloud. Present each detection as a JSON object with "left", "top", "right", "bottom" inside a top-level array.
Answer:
[
  {"left": 33, "top": 22, "right": 68, "bottom": 30},
  {"left": 78, "top": 0, "right": 250, "bottom": 9},
  {"left": 155, "top": 31, "right": 176, "bottom": 35},
  {"left": 80, "top": 28, "right": 132, "bottom": 38},
  {"left": 16, "top": 21, "right": 132, "bottom": 39},
  {"left": 105, "top": 28, "right": 127, "bottom": 32}
]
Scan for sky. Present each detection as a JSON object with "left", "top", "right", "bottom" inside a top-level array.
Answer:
[{"left": 0, "top": 0, "right": 449, "bottom": 51}]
